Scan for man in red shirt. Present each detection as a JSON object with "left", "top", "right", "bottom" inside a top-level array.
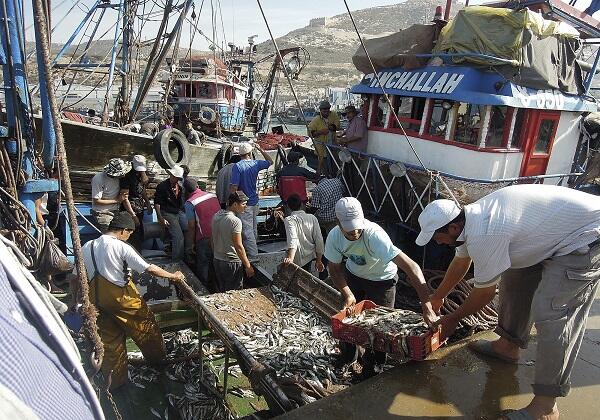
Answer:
[{"left": 183, "top": 177, "right": 221, "bottom": 286}]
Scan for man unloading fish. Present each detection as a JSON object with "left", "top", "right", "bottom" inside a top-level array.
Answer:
[
  {"left": 326, "top": 197, "right": 438, "bottom": 376},
  {"left": 416, "top": 184, "right": 600, "bottom": 420},
  {"left": 81, "top": 212, "right": 186, "bottom": 390}
]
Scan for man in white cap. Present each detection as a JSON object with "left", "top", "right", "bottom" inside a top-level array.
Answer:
[
  {"left": 229, "top": 142, "right": 273, "bottom": 261},
  {"left": 91, "top": 158, "right": 132, "bottom": 232},
  {"left": 154, "top": 165, "right": 187, "bottom": 261},
  {"left": 416, "top": 185, "right": 600, "bottom": 420},
  {"left": 119, "top": 155, "right": 152, "bottom": 249},
  {"left": 325, "top": 196, "right": 437, "bottom": 376}
]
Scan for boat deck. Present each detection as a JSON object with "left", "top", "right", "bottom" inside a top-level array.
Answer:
[{"left": 278, "top": 292, "right": 600, "bottom": 419}]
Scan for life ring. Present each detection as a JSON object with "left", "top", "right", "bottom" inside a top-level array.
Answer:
[
  {"left": 199, "top": 106, "right": 217, "bottom": 125},
  {"left": 153, "top": 128, "right": 190, "bottom": 169}
]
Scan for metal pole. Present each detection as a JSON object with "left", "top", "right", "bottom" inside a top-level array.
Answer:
[
  {"left": 32, "top": 0, "right": 56, "bottom": 169},
  {"left": 101, "top": 0, "right": 124, "bottom": 124},
  {"left": 51, "top": 0, "right": 101, "bottom": 66},
  {"left": 444, "top": 0, "right": 452, "bottom": 21},
  {"left": 584, "top": 47, "right": 600, "bottom": 95}
]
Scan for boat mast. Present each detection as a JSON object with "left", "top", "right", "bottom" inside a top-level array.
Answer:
[
  {"left": 101, "top": 0, "right": 125, "bottom": 125},
  {"left": 117, "top": 0, "right": 133, "bottom": 125}
]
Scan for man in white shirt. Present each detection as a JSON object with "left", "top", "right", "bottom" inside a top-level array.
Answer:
[
  {"left": 416, "top": 184, "right": 600, "bottom": 420},
  {"left": 282, "top": 194, "right": 325, "bottom": 273},
  {"left": 90, "top": 158, "right": 131, "bottom": 231},
  {"left": 82, "top": 212, "right": 185, "bottom": 390}
]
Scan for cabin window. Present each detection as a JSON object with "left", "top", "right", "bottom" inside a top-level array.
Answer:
[
  {"left": 534, "top": 119, "right": 557, "bottom": 153},
  {"left": 510, "top": 108, "right": 527, "bottom": 148},
  {"left": 183, "top": 82, "right": 194, "bottom": 98},
  {"left": 453, "top": 103, "right": 484, "bottom": 145},
  {"left": 485, "top": 106, "right": 510, "bottom": 148},
  {"left": 391, "top": 96, "right": 425, "bottom": 132},
  {"left": 427, "top": 100, "right": 451, "bottom": 137},
  {"left": 371, "top": 96, "right": 391, "bottom": 128},
  {"left": 198, "top": 83, "right": 212, "bottom": 98}
]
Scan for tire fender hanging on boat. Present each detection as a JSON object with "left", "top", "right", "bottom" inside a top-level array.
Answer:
[
  {"left": 199, "top": 106, "right": 217, "bottom": 125},
  {"left": 153, "top": 128, "right": 191, "bottom": 169}
]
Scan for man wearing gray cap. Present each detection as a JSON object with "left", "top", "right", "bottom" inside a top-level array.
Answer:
[
  {"left": 154, "top": 165, "right": 187, "bottom": 261},
  {"left": 229, "top": 142, "right": 273, "bottom": 261},
  {"left": 308, "top": 100, "right": 340, "bottom": 177},
  {"left": 416, "top": 184, "right": 600, "bottom": 420},
  {"left": 325, "top": 197, "right": 437, "bottom": 376}
]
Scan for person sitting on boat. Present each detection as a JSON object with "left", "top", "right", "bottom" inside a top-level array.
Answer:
[
  {"left": 308, "top": 100, "right": 340, "bottom": 177},
  {"left": 183, "top": 177, "right": 221, "bottom": 287},
  {"left": 119, "top": 155, "right": 152, "bottom": 250},
  {"left": 229, "top": 142, "right": 273, "bottom": 261},
  {"left": 216, "top": 148, "right": 241, "bottom": 208},
  {"left": 326, "top": 197, "right": 438, "bottom": 377},
  {"left": 91, "top": 158, "right": 131, "bottom": 232},
  {"left": 416, "top": 185, "right": 600, "bottom": 420},
  {"left": 186, "top": 121, "right": 204, "bottom": 146},
  {"left": 277, "top": 151, "right": 318, "bottom": 213},
  {"left": 154, "top": 165, "right": 187, "bottom": 261},
  {"left": 159, "top": 118, "right": 172, "bottom": 131},
  {"left": 82, "top": 211, "right": 185, "bottom": 391},
  {"left": 281, "top": 194, "right": 325, "bottom": 274},
  {"left": 337, "top": 105, "right": 368, "bottom": 153},
  {"left": 211, "top": 191, "right": 254, "bottom": 291}
]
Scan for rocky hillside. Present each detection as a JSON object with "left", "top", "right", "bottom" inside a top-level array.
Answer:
[{"left": 255, "top": 0, "right": 460, "bottom": 101}]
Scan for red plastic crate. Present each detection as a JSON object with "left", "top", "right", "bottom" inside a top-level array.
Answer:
[{"left": 331, "top": 300, "right": 442, "bottom": 361}]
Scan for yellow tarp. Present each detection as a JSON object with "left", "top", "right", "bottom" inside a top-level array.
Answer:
[{"left": 433, "top": 6, "right": 579, "bottom": 67}]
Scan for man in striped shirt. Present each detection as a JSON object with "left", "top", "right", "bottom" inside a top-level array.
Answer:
[{"left": 416, "top": 184, "right": 600, "bottom": 420}]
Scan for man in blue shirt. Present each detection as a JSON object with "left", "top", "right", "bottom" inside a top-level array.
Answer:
[
  {"left": 230, "top": 142, "right": 273, "bottom": 260},
  {"left": 325, "top": 197, "right": 438, "bottom": 376}
]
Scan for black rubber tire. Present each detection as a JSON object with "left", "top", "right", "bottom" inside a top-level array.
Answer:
[{"left": 153, "top": 128, "right": 190, "bottom": 169}]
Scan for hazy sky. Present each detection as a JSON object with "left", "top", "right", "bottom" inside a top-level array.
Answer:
[{"left": 25, "top": 0, "right": 597, "bottom": 50}]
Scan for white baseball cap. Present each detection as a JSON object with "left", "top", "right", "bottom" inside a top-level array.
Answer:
[
  {"left": 335, "top": 197, "right": 365, "bottom": 232},
  {"left": 415, "top": 199, "right": 461, "bottom": 246},
  {"left": 238, "top": 142, "right": 253, "bottom": 155},
  {"left": 167, "top": 165, "right": 184, "bottom": 179},
  {"left": 132, "top": 155, "right": 147, "bottom": 172}
]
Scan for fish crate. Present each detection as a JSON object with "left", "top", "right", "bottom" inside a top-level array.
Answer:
[{"left": 330, "top": 300, "right": 442, "bottom": 361}]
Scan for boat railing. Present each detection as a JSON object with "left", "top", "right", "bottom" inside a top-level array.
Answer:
[{"left": 324, "top": 143, "right": 581, "bottom": 232}]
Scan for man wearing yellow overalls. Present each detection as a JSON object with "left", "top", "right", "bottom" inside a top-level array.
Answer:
[
  {"left": 308, "top": 100, "right": 340, "bottom": 177},
  {"left": 82, "top": 212, "right": 185, "bottom": 389}
]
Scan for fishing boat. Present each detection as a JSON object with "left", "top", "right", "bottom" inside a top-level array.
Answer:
[
  {"left": 303, "top": 0, "right": 600, "bottom": 232},
  {"left": 28, "top": 0, "right": 309, "bottom": 194}
]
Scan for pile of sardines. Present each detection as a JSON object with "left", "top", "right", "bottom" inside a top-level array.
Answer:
[
  {"left": 234, "top": 286, "right": 349, "bottom": 389},
  {"left": 342, "top": 306, "right": 430, "bottom": 336},
  {"left": 128, "top": 330, "right": 234, "bottom": 420}
]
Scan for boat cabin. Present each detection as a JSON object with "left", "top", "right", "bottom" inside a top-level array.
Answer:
[
  {"left": 349, "top": 2, "right": 600, "bottom": 183},
  {"left": 165, "top": 57, "right": 249, "bottom": 134},
  {"left": 352, "top": 65, "right": 596, "bottom": 181}
]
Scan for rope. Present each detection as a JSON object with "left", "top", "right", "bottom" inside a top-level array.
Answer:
[
  {"left": 342, "top": 0, "right": 428, "bottom": 171},
  {"left": 33, "top": 0, "right": 104, "bottom": 369}
]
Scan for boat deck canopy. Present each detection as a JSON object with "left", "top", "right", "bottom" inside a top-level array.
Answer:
[{"left": 350, "top": 65, "right": 597, "bottom": 112}]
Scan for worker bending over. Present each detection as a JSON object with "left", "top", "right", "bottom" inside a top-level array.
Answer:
[
  {"left": 326, "top": 197, "right": 437, "bottom": 377},
  {"left": 416, "top": 185, "right": 600, "bottom": 420},
  {"left": 82, "top": 212, "right": 185, "bottom": 390}
]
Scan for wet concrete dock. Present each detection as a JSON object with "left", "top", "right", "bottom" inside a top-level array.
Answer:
[{"left": 279, "top": 293, "right": 600, "bottom": 419}]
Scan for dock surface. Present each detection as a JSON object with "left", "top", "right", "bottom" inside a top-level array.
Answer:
[{"left": 279, "top": 293, "right": 600, "bottom": 419}]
